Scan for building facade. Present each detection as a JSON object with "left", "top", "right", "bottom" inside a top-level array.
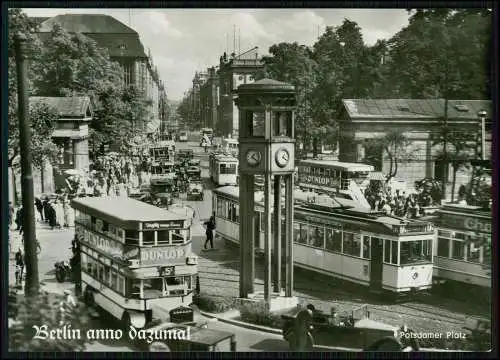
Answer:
[
  {"left": 199, "top": 66, "right": 219, "bottom": 130},
  {"left": 35, "top": 14, "right": 167, "bottom": 133},
  {"left": 9, "top": 96, "right": 93, "bottom": 202},
  {"left": 216, "top": 47, "right": 263, "bottom": 137},
  {"left": 337, "top": 99, "right": 492, "bottom": 195},
  {"left": 191, "top": 71, "right": 208, "bottom": 129}
]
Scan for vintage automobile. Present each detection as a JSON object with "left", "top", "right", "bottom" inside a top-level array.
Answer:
[
  {"left": 178, "top": 131, "right": 188, "bottom": 142},
  {"left": 133, "top": 306, "right": 237, "bottom": 352},
  {"left": 188, "top": 159, "right": 201, "bottom": 167},
  {"left": 128, "top": 184, "right": 151, "bottom": 200},
  {"left": 187, "top": 180, "right": 204, "bottom": 201},
  {"left": 281, "top": 304, "right": 420, "bottom": 352},
  {"left": 177, "top": 149, "right": 194, "bottom": 163},
  {"left": 186, "top": 166, "right": 202, "bottom": 180},
  {"left": 150, "top": 178, "right": 178, "bottom": 199}
]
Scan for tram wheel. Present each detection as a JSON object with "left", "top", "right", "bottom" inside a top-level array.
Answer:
[
  {"left": 121, "top": 311, "right": 132, "bottom": 332},
  {"left": 84, "top": 287, "right": 95, "bottom": 307}
]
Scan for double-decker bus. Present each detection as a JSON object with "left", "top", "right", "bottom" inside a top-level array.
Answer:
[
  {"left": 213, "top": 186, "right": 436, "bottom": 297},
  {"left": 209, "top": 153, "right": 239, "bottom": 186},
  {"left": 72, "top": 197, "right": 198, "bottom": 329},
  {"left": 296, "top": 160, "right": 374, "bottom": 209},
  {"left": 150, "top": 139, "right": 175, "bottom": 163}
]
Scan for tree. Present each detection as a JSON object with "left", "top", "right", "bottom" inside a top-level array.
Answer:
[
  {"left": 310, "top": 20, "right": 382, "bottom": 156},
  {"left": 431, "top": 129, "right": 476, "bottom": 201},
  {"left": 8, "top": 287, "right": 93, "bottom": 351},
  {"left": 364, "top": 130, "right": 414, "bottom": 182},
  {"left": 258, "top": 42, "right": 318, "bottom": 151},
  {"left": 8, "top": 9, "right": 59, "bottom": 169}
]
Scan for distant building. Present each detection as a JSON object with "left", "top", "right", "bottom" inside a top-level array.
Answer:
[
  {"left": 338, "top": 99, "right": 492, "bottom": 195},
  {"left": 34, "top": 14, "right": 167, "bottom": 133},
  {"left": 216, "top": 47, "right": 263, "bottom": 137},
  {"left": 191, "top": 71, "right": 208, "bottom": 128},
  {"left": 199, "top": 66, "right": 219, "bottom": 130}
]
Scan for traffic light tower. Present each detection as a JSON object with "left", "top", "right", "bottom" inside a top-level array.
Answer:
[{"left": 235, "top": 78, "right": 298, "bottom": 311}]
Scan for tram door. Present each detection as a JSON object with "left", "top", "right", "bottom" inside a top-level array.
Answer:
[{"left": 370, "top": 237, "right": 383, "bottom": 291}]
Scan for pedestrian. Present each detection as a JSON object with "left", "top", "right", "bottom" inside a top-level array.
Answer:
[
  {"left": 203, "top": 212, "right": 216, "bottom": 250},
  {"left": 15, "top": 248, "right": 24, "bottom": 286},
  {"left": 35, "top": 197, "right": 44, "bottom": 222},
  {"left": 15, "top": 206, "right": 23, "bottom": 234},
  {"left": 43, "top": 197, "right": 50, "bottom": 223},
  {"left": 54, "top": 199, "right": 64, "bottom": 228},
  {"left": 8, "top": 201, "right": 15, "bottom": 229},
  {"left": 59, "top": 289, "right": 76, "bottom": 326},
  {"left": 47, "top": 202, "right": 57, "bottom": 230}
]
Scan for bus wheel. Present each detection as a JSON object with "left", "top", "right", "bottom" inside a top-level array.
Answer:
[
  {"left": 84, "top": 287, "right": 95, "bottom": 307},
  {"left": 121, "top": 311, "right": 132, "bottom": 332},
  {"left": 149, "top": 341, "right": 171, "bottom": 352}
]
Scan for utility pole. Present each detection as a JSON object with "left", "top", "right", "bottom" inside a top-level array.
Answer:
[{"left": 15, "top": 33, "right": 40, "bottom": 297}]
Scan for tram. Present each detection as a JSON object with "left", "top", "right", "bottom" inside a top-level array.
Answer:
[
  {"left": 150, "top": 143, "right": 175, "bottom": 163},
  {"left": 209, "top": 153, "right": 239, "bottom": 186},
  {"left": 213, "top": 186, "right": 435, "bottom": 295},
  {"left": 433, "top": 203, "right": 491, "bottom": 289},
  {"left": 221, "top": 138, "right": 239, "bottom": 156},
  {"left": 296, "top": 160, "right": 374, "bottom": 209},
  {"left": 72, "top": 197, "right": 198, "bottom": 329}
]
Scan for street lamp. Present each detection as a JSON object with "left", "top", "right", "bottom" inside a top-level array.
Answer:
[{"left": 477, "top": 110, "right": 487, "bottom": 161}]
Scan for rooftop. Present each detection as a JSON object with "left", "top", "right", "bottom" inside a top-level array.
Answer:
[
  {"left": 342, "top": 99, "right": 492, "bottom": 120},
  {"left": 71, "top": 197, "right": 187, "bottom": 222},
  {"left": 30, "top": 96, "right": 92, "bottom": 118}
]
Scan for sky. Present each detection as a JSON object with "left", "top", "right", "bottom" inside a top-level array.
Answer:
[{"left": 22, "top": 8, "right": 410, "bottom": 101}]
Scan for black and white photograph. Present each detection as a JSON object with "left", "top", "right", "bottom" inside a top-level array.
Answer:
[{"left": 6, "top": 5, "right": 493, "bottom": 353}]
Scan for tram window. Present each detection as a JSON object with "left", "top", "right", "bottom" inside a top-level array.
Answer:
[
  {"left": 86, "top": 257, "right": 93, "bottom": 274},
  {"left": 482, "top": 235, "right": 491, "bottom": 265},
  {"left": 310, "top": 226, "right": 324, "bottom": 248},
  {"left": 98, "top": 264, "right": 105, "bottom": 282},
  {"left": 143, "top": 278, "right": 164, "bottom": 298},
  {"left": 453, "top": 232, "right": 466, "bottom": 240},
  {"left": 465, "top": 241, "right": 480, "bottom": 263},
  {"left": 437, "top": 237, "right": 450, "bottom": 257},
  {"left": 171, "top": 230, "right": 184, "bottom": 244},
  {"left": 111, "top": 270, "right": 118, "bottom": 290},
  {"left": 143, "top": 231, "right": 155, "bottom": 246},
  {"left": 362, "top": 236, "right": 370, "bottom": 259},
  {"left": 217, "top": 198, "right": 224, "bottom": 217},
  {"left": 384, "top": 240, "right": 391, "bottom": 263},
  {"left": 234, "top": 204, "right": 240, "bottom": 223},
  {"left": 300, "top": 224, "right": 308, "bottom": 245},
  {"left": 452, "top": 240, "right": 465, "bottom": 260},
  {"left": 293, "top": 223, "right": 302, "bottom": 244},
  {"left": 400, "top": 241, "right": 430, "bottom": 265},
  {"left": 325, "top": 228, "right": 342, "bottom": 252},
  {"left": 343, "top": 233, "right": 361, "bottom": 257},
  {"left": 391, "top": 241, "right": 398, "bottom": 264}
]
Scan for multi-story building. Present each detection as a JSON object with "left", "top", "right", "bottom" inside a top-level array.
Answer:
[
  {"left": 199, "top": 66, "right": 219, "bottom": 130},
  {"left": 216, "top": 47, "right": 263, "bottom": 137},
  {"left": 191, "top": 71, "right": 208, "bottom": 128},
  {"left": 338, "top": 99, "right": 492, "bottom": 197},
  {"left": 35, "top": 14, "right": 166, "bottom": 133}
]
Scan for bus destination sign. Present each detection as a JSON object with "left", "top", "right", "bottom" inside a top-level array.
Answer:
[{"left": 143, "top": 221, "right": 184, "bottom": 230}]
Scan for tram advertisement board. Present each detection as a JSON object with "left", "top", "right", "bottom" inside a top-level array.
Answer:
[
  {"left": 140, "top": 245, "right": 187, "bottom": 266},
  {"left": 441, "top": 213, "right": 491, "bottom": 234},
  {"left": 143, "top": 220, "right": 184, "bottom": 230}
]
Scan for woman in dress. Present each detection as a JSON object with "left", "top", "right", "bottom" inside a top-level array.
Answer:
[{"left": 54, "top": 199, "right": 65, "bottom": 229}]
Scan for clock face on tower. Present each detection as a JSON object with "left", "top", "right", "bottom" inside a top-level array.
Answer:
[
  {"left": 246, "top": 150, "right": 262, "bottom": 167},
  {"left": 275, "top": 148, "right": 290, "bottom": 168}
]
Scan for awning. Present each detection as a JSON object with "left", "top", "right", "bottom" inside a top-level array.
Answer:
[{"left": 369, "top": 172, "right": 386, "bottom": 181}]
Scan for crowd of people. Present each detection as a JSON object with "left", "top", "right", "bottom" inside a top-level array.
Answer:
[{"left": 364, "top": 180, "right": 442, "bottom": 218}]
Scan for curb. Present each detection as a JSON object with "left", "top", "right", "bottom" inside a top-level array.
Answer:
[{"left": 199, "top": 311, "right": 283, "bottom": 335}]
